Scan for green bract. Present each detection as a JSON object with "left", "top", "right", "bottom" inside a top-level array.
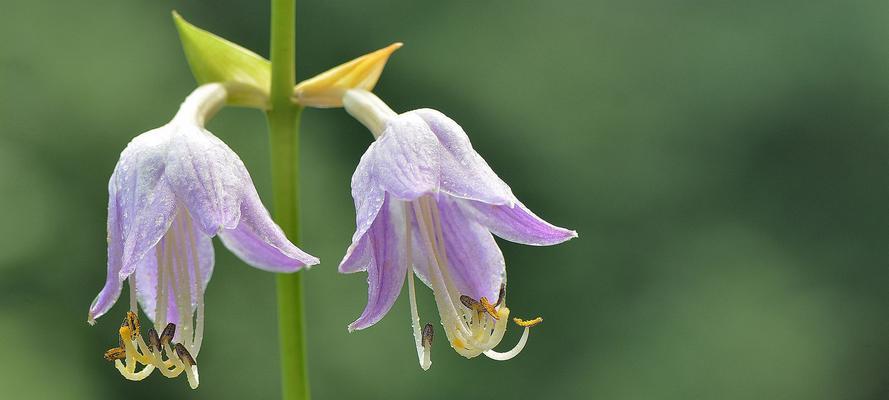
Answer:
[{"left": 173, "top": 11, "right": 271, "bottom": 109}]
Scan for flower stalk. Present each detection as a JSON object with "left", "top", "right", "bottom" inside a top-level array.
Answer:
[{"left": 267, "top": 0, "right": 310, "bottom": 399}]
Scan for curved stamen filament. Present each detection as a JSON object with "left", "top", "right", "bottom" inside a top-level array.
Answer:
[
  {"left": 402, "top": 195, "right": 543, "bottom": 366},
  {"left": 408, "top": 197, "right": 507, "bottom": 357},
  {"left": 483, "top": 326, "right": 531, "bottom": 361},
  {"left": 404, "top": 203, "right": 433, "bottom": 370},
  {"left": 102, "top": 205, "right": 204, "bottom": 389}
]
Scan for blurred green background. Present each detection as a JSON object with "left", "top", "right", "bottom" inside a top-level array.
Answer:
[{"left": 1, "top": 0, "right": 887, "bottom": 399}]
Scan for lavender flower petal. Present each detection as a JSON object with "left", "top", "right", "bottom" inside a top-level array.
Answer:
[
  {"left": 462, "top": 199, "right": 577, "bottom": 246},
  {"left": 407, "top": 198, "right": 503, "bottom": 301},
  {"left": 88, "top": 191, "right": 125, "bottom": 322},
  {"left": 339, "top": 234, "right": 370, "bottom": 274},
  {"left": 413, "top": 108, "right": 514, "bottom": 206},
  {"left": 115, "top": 130, "right": 180, "bottom": 278},
  {"left": 348, "top": 195, "right": 408, "bottom": 331},
  {"left": 218, "top": 189, "right": 319, "bottom": 272},
  {"left": 166, "top": 127, "right": 248, "bottom": 235},
  {"left": 340, "top": 145, "right": 385, "bottom": 273},
  {"left": 370, "top": 113, "right": 442, "bottom": 200},
  {"left": 434, "top": 197, "right": 505, "bottom": 301}
]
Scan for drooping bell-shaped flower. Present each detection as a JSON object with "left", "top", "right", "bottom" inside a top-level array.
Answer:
[
  {"left": 88, "top": 83, "right": 319, "bottom": 388},
  {"left": 339, "top": 89, "right": 576, "bottom": 370}
]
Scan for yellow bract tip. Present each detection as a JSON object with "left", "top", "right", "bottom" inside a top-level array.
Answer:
[{"left": 293, "top": 43, "right": 403, "bottom": 108}]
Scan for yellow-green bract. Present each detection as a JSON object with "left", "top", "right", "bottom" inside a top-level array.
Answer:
[{"left": 173, "top": 11, "right": 271, "bottom": 109}]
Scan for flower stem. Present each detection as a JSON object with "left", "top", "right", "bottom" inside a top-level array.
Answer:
[{"left": 267, "top": 0, "right": 310, "bottom": 399}]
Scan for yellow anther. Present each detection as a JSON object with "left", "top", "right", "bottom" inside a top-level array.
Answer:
[
  {"left": 104, "top": 347, "right": 126, "bottom": 362},
  {"left": 513, "top": 317, "right": 543, "bottom": 328},
  {"left": 293, "top": 43, "right": 403, "bottom": 108},
  {"left": 125, "top": 311, "right": 140, "bottom": 337},
  {"left": 119, "top": 325, "right": 133, "bottom": 342},
  {"left": 479, "top": 297, "right": 500, "bottom": 320},
  {"left": 451, "top": 338, "right": 465, "bottom": 349}
]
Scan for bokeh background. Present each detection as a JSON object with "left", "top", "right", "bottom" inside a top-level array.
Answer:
[{"left": 1, "top": 0, "right": 887, "bottom": 399}]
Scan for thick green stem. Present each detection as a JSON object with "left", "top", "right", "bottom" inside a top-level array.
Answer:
[{"left": 267, "top": 0, "right": 309, "bottom": 399}]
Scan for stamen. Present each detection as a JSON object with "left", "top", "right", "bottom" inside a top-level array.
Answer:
[
  {"left": 119, "top": 324, "right": 133, "bottom": 342},
  {"left": 175, "top": 343, "right": 200, "bottom": 389},
  {"left": 156, "top": 237, "right": 169, "bottom": 328},
  {"left": 115, "top": 360, "right": 156, "bottom": 381},
  {"left": 514, "top": 317, "right": 543, "bottom": 328},
  {"left": 125, "top": 311, "right": 140, "bottom": 337},
  {"left": 174, "top": 343, "right": 197, "bottom": 367},
  {"left": 104, "top": 347, "right": 126, "bottom": 361},
  {"left": 479, "top": 297, "right": 500, "bottom": 320},
  {"left": 185, "top": 211, "right": 205, "bottom": 356},
  {"left": 147, "top": 328, "right": 161, "bottom": 353},
  {"left": 459, "top": 295, "right": 482, "bottom": 311},
  {"left": 404, "top": 202, "right": 432, "bottom": 371},
  {"left": 160, "top": 323, "right": 176, "bottom": 345},
  {"left": 422, "top": 323, "right": 434, "bottom": 348}
]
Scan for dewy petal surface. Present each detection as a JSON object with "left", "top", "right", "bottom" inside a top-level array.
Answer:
[
  {"left": 89, "top": 187, "right": 126, "bottom": 322},
  {"left": 412, "top": 108, "right": 514, "bottom": 206},
  {"left": 115, "top": 129, "right": 179, "bottom": 278},
  {"left": 370, "top": 113, "right": 442, "bottom": 200},
  {"left": 341, "top": 142, "right": 386, "bottom": 268},
  {"left": 218, "top": 189, "right": 319, "bottom": 272},
  {"left": 348, "top": 195, "right": 408, "bottom": 331},
  {"left": 165, "top": 126, "right": 249, "bottom": 235}
]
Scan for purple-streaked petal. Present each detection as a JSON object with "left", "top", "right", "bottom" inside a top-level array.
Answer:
[
  {"left": 462, "top": 199, "right": 577, "bottom": 246},
  {"left": 409, "top": 197, "right": 504, "bottom": 301},
  {"left": 134, "top": 209, "right": 215, "bottom": 325},
  {"left": 339, "top": 233, "right": 370, "bottom": 273},
  {"left": 348, "top": 195, "right": 408, "bottom": 331},
  {"left": 344, "top": 142, "right": 386, "bottom": 256},
  {"left": 370, "top": 113, "right": 442, "bottom": 200},
  {"left": 165, "top": 126, "right": 248, "bottom": 236},
  {"left": 88, "top": 190, "right": 125, "bottom": 323},
  {"left": 412, "top": 109, "right": 514, "bottom": 206},
  {"left": 113, "top": 129, "right": 179, "bottom": 280},
  {"left": 218, "top": 189, "right": 319, "bottom": 272}
]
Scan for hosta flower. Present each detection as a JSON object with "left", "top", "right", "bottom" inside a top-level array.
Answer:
[
  {"left": 87, "top": 83, "right": 319, "bottom": 388},
  {"left": 339, "top": 89, "right": 576, "bottom": 369}
]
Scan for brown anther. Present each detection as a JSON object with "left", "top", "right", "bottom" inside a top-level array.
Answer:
[
  {"left": 421, "top": 323, "right": 434, "bottom": 348},
  {"left": 125, "top": 311, "right": 140, "bottom": 337},
  {"left": 147, "top": 328, "right": 161, "bottom": 353},
  {"left": 513, "top": 316, "right": 543, "bottom": 328},
  {"left": 160, "top": 323, "right": 176, "bottom": 345},
  {"left": 460, "top": 295, "right": 480, "bottom": 310},
  {"left": 174, "top": 343, "right": 197, "bottom": 366},
  {"left": 479, "top": 297, "right": 500, "bottom": 320},
  {"left": 103, "top": 347, "right": 126, "bottom": 362},
  {"left": 494, "top": 284, "right": 506, "bottom": 307}
]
